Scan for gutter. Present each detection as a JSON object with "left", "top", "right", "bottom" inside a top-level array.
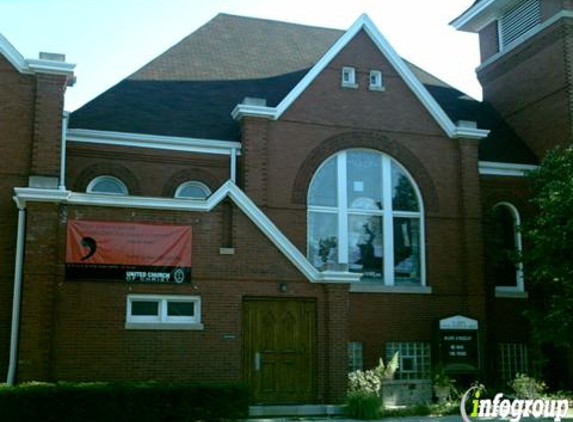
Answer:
[{"left": 6, "top": 204, "right": 26, "bottom": 385}]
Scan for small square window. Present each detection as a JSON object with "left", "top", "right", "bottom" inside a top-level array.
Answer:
[
  {"left": 342, "top": 67, "right": 358, "bottom": 88},
  {"left": 369, "top": 70, "right": 384, "bottom": 91},
  {"left": 126, "top": 295, "right": 203, "bottom": 330}
]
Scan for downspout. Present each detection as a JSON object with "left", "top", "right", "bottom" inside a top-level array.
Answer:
[
  {"left": 6, "top": 202, "right": 26, "bottom": 385},
  {"left": 59, "top": 111, "right": 69, "bottom": 191}
]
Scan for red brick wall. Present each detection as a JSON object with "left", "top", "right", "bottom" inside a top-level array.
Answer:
[
  {"left": 17, "top": 203, "right": 348, "bottom": 402},
  {"left": 478, "top": 18, "right": 573, "bottom": 158},
  {"left": 0, "top": 56, "right": 35, "bottom": 381}
]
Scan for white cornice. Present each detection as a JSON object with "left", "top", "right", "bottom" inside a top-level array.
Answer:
[
  {"left": 67, "top": 129, "right": 242, "bottom": 156},
  {"left": 451, "top": 0, "right": 514, "bottom": 32},
  {"left": 231, "top": 14, "right": 489, "bottom": 140},
  {"left": 13, "top": 181, "right": 360, "bottom": 284},
  {"left": 479, "top": 161, "right": 538, "bottom": 176},
  {"left": 455, "top": 127, "right": 491, "bottom": 140},
  {"left": 231, "top": 104, "right": 277, "bottom": 120},
  {"left": 0, "top": 33, "right": 75, "bottom": 78}
]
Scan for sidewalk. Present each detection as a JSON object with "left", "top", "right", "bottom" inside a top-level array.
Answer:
[{"left": 245, "top": 416, "right": 462, "bottom": 422}]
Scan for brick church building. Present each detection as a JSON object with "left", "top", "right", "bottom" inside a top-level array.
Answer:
[{"left": 1, "top": 0, "right": 572, "bottom": 404}]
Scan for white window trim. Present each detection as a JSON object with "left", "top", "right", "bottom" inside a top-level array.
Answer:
[
  {"left": 174, "top": 181, "right": 212, "bottom": 199},
  {"left": 86, "top": 175, "right": 129, "bottom": 196},
  {"left": 126, "top": 295, "right": 203, "bottom": 330},
  {"left": 493, "top": 202, "right": 525, "bottom": 296},
  {"left": 308, "top": 149, "right": 426, "bottom": 288},
  {"left": 369, "top": 70, "right": 384, "bottom": 91},
  {"left": 341, "top": 66, "right": 358, "bottom": 89}
]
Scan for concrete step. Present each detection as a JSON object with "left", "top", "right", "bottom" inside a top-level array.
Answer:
[{"left": 249, "top": 404, "right": 344, "bottom": 418}]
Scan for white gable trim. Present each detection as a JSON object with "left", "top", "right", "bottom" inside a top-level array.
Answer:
[
  {"left": 67, "top": 128, "right": 242, "bottom": 156},
  {"left": 13, "top": 182, "right": 359, "bottom": 284},
  {"left": 231, "top": 14, "right": 489, "bottom": 140},
  {"left": 0, "top": 33, "right": 75, "bottom": 77},
  {"left": 479, "top": 161, "right": 538, "bottom": 176}
]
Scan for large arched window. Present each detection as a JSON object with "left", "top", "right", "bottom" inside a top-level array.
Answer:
[
  {"left": 491, "top": 202, "right": 524, "bottom": 292},
  {"left": 86, "top": 175, "right": 129, "bottom": 196},
  {"left": 308, "top": 149, "right": 425, "bottom": 286}
]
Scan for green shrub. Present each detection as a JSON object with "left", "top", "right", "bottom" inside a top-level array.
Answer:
[
  {"left": 344, "top": 390, "right": 383, "bottom": 420},
  {"left": 509, "top": 373, "right": 547, "bottom": 399},
  {"left": 0, "top": 381, "right": 249, "bottom": 422}
]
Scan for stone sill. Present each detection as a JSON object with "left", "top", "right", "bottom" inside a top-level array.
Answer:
[
  {"left": 125, "top": 322, "right": 204, "bottom": 330},
  {"left": 495, "top": 289, "right": 528, "bottom": 299},
  {"left": 350, "top": 284, "right": 432, "bottom": 294}
]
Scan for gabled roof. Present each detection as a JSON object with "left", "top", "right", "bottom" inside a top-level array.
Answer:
[{"left": 70, "top": 13, "right": 537, "bottom": 164}]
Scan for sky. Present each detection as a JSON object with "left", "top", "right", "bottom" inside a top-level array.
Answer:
[{"left": 0, "top": 0, "right": 480, "bottom": 112}]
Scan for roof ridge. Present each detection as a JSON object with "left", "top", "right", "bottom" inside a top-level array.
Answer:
[{"left": 213, "top": 12, "right": 344, "bottom": 32}]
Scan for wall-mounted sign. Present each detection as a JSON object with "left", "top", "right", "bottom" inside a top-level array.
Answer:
[
  {"left": 66, "top": 220, "right": 192, "bottom": 283},
  {"left": 437, "top": 315, "right": 480, "bottom": 373}
]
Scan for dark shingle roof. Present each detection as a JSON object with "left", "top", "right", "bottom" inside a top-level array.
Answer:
[{"left": 70, "top": 13, "right": 537, "bottom": 164}]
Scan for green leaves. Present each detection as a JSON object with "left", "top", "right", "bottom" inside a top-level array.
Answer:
[{"left": 522, "top": 145, "right": 573, "bottom": 347}]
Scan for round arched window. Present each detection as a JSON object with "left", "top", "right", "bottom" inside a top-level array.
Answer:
[
  {"left": 174, "top": 181, "right": 211, "bottom": 199},
  {"left": 86, "top": 176, "right": 129, "bottom": 196},
  {"left": 307, "top": 149, "right": 424, "bottom": 285}
]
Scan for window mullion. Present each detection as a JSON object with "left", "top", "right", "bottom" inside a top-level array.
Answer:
[
  {"left": 382, "top": 156, "right": 394, "bottom": 285},
  {"left": 338, "top": 152, "right": 348, "bottom": 265},
  {"left": 160, "top": 299, "right": 167, "bottom": 322}
]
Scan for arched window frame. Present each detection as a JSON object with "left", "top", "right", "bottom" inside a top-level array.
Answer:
[
  {"left": 307, "top": 149, "right": 426, "bottom": 287},
  {"left": 493, "top": 202, "right": 524, "bottom": 293},
  {"left": 86, "top": 175, "right": 129, "bottom": 196},
  {"left": 174, "top": 181, "right": 211, "bottom": 199}
]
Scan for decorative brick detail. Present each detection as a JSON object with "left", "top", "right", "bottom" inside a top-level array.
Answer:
[
  {"left": 240, "top": 117, "right": 268, "bottom": 206},
  {"left": 162, "top": 168, "right": 222, "bottom": 198},
  {"left": 73, "top": 163, "right": 141, "bottom": 195},
  {"left": 31, "top": 74, "right": 67, "bottom": 178},
  {"left": 291, "top": 131, "right": 439, "bottom": 212}
]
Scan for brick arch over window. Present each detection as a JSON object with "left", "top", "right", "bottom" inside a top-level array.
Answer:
[
  {"left": 162, "top": 168, "right": 221, "bottom": 198},
  {"left": 482, "top": 191, "right": 528, "bottom": 214},
  {"left": 75, "top": 163, "right": 141, "bottom": 195},
  {"left": 292, "top": 131, "right": 439, "bottom": 212}
]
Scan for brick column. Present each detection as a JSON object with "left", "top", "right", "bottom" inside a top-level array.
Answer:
[
  {"left": 457, "top": 138, "right": 488, "bottom": 372},
  {"left": 31, "top": 74, "right": 67, "bottom": 179},
  {"left": 239, "top": 117, "right": 269, "bottom": 207},
  {"left": 322, "top": 283, "right": 349, "bottom": 403},
  {"left": 17, "top": 203, "right": 61, "bottom": 382}
]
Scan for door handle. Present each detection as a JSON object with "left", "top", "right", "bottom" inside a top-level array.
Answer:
[{"left": 254, "top": 352, "right": 261, "bottom": 371}]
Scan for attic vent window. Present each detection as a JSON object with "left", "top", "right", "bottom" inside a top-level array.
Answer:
[
  {"left": 369, "top": 70, "right": 384, "bottom": 91},
  {"left": 499, "top": 0, "right": 541, "bottom": 49},
  {"left": 341, "top": 66, "right": 358, "bottom": 88}
]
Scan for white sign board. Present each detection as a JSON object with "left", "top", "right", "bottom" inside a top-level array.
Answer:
[{"left": 439, "top": 315, "right": 478, "bottom": 330}]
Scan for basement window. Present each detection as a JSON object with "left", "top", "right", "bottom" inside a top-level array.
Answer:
[
  {"left": 386, "top": 342, "right": 431, "bottom": 380},
  {"left": 342, "top": 66, "right": 358, "bottom": 88},
  {"left": 369, "top": 70, "right": 384, "bottom": 91},
  {"left": 175, "top": 181, "right": 211, "bottom": 199},
  {"left": 126, "top": 295, "right": 203, "bottom": 330}
]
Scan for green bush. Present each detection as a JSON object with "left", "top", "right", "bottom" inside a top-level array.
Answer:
[
  {"left": 509, "top": 373, "right": 547, "bottom": 399},
  {"left": 344, "top": 390, "right": 382, "bottom": 420},
  {"left": 0, "top": 381, "right": 249, "bottom": 422}
]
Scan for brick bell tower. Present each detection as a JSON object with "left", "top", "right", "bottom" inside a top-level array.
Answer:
[{"left": 452, "top": 0, "right": 573, "bottom": 159}]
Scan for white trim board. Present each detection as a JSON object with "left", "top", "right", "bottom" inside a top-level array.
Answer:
[
  {"left": 67, "top": 129, "right": 242, "bottom": 156},
  {"left": 0, "top": 33, "right": 75, "bottom": 77},
  {"left": 13, "top": 181, "right": 360, "bottom": 284},
  {"left": 231, "top": 14, "right": 489, "bottom": 141},
  {"left": 479, "top": 161, "right": 538, "bottom": 176}
]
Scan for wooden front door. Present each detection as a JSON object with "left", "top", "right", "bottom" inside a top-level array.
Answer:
[{"left": 242, "top": 298, "right": 316, "bottom": 403}]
